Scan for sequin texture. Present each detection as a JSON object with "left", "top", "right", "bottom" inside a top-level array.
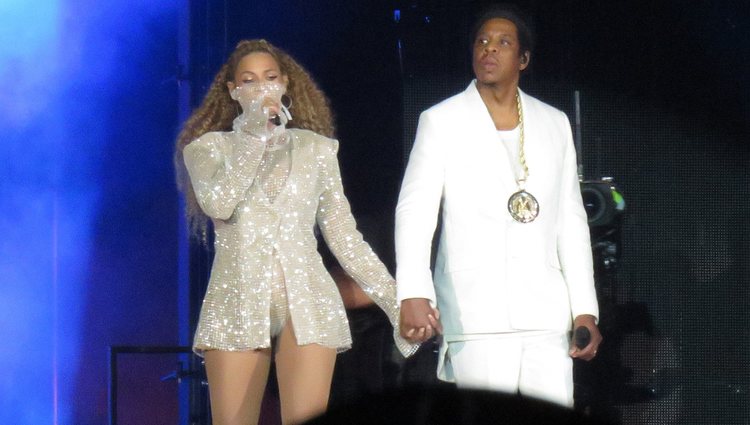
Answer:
[{"left": 183, "top": 124, "right": 418, "bottom": 357}]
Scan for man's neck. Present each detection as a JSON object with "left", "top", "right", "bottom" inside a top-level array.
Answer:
[{"left": 476, "top": 80, "right": 521, "bottom": 130}]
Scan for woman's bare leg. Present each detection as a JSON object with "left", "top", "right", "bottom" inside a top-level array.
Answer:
[
  {"left": 204, "top": 349, "right": 272, "bottom": 425},
  {"left": 275, "top": 322, "right": 337, "bottom": 424}
]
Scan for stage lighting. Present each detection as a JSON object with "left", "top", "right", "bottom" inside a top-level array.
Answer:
[
  {"left": 581, "top": 178, "right": 625, "bottom": 227},
  {"left": 581, "top": 178, "right": 625, "bottom": 273}
]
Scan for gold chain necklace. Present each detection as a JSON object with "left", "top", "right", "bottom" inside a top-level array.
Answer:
[{"left": 507, "top": 90, "right": 539, "bottom": 223}]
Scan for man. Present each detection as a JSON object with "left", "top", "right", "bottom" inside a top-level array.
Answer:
[{"left": 395, "top": 4, "right": 602, "bottom": 407}]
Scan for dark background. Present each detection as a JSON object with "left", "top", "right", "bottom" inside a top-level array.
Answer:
[
  {"left": 48, "top": 0, "right": 750, "bottom": 424},
  {"left": 187, "top": 1, "right": 749, "bottom": 423},
  {"left": 12, "top": 0, "right": 740, "bottom": 423}
]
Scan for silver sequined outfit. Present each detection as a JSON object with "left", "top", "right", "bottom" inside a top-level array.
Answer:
[{"left": 184, "top": 122, "right": 417, "bottom": 357}]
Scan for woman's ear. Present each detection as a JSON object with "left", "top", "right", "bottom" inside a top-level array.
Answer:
[{"left": 227, "top": 81, "right": 239, "bottom": 100}]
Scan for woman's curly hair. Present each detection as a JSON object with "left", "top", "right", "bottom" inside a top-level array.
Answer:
[{"left": 174, "top": 39, "right": 336, "bottom": 241}]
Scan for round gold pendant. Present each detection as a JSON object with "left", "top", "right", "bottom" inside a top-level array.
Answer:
[{"left": 508, "top": 190, "right": 539, "bottom": 223}]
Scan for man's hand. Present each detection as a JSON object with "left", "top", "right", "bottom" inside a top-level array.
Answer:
[
  {"left": 400, "top": 298, "right": 443, "bottom": 343},
  {"left": 569, "top": 314, "right": 602, "bottom": 361}
]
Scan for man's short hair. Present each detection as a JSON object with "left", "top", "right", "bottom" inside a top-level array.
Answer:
[{"left": 470, "top": 3, "right": 535, "bottom": 56}]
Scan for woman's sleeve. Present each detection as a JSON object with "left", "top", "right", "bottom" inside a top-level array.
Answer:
[
  {"left": 316, "top": 140, "right": 420, "bottom": 357},
  {"left": 183, "top": 132, "right": 266, "bottom": 220}
]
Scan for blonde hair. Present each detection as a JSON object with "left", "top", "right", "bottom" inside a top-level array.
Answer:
[{"left": 175, "top": 39, "right": 336, "bottom": 241}]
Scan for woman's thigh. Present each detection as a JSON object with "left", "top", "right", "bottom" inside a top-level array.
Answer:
[
  {"left": 274, "top": 321, "right": 337, "bottom": 424},
  {"left": 204, "top": 349, "right": 272, "bottom": 425}
]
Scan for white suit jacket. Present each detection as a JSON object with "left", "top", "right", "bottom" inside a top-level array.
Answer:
[{"left": 396, "top": 81, "right": 599, "bottom": 336}]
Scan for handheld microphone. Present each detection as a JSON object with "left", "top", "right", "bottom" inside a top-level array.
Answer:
[{"left": 574, "top": 326, "right": 591, "bottom": 349}]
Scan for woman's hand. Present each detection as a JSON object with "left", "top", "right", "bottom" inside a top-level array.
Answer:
[{"left": 231, "top": 82, "right": 286, "bottom": 139}]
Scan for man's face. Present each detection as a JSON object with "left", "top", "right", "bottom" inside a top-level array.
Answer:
[{"left": 472, "top": 18, "right": 529, "bottom": 86}]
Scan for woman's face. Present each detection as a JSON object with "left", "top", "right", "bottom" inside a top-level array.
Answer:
[
  {"left": 228, "top": 51, "right": 287, "bottom": 88},
  {"left": 227, "top": 52, "right": 288, "bottom": 116}
]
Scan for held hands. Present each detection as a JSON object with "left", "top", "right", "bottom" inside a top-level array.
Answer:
[
  {"left": 400, "top": 298, "right": 443, "bottom": 343},
  {"left": 569, "top": 314, "right": 603, "bottom": 361}
]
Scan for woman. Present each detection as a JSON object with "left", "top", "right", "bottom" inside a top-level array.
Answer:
[{"left": 175, "top": 39, "right": 417, "bottom": 425}]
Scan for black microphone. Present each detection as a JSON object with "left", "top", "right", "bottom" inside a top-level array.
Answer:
[{"left": 574, "top": 326, "right": 591, "bottom": 349}]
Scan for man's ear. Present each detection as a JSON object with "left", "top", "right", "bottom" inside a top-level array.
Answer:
[{"left": 520, "top": 52, "right": 530, "bottom": 70}]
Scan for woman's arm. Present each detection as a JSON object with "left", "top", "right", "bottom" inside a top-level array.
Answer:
[
  {"left": 183, "top": 132, "right": 266, "bottom": 220},
  {"left": 316, "top": 139, "right": 419, "bottom": 357}
]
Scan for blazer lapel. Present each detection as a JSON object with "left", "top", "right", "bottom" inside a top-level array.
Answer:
[
  {"left": 463, "top": 81, "right": 518, "bottom": 194},
  {"left": 517, "top": 89, "right": 545, "bottom": 191},
  {"left": 249, "top": 132, "right": 298, "bottom": 209},
  {"left": 266, "top": 132, "right": 298, "bottom": 208}
]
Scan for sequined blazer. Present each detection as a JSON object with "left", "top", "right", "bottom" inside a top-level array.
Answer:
[{"left": 184, "top": 127, "right": 417, "bottom": 357}]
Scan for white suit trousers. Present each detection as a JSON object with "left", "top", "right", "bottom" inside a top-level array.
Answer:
[{"left": 445, "top": 331, "right": 574, "bottom": 407}]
